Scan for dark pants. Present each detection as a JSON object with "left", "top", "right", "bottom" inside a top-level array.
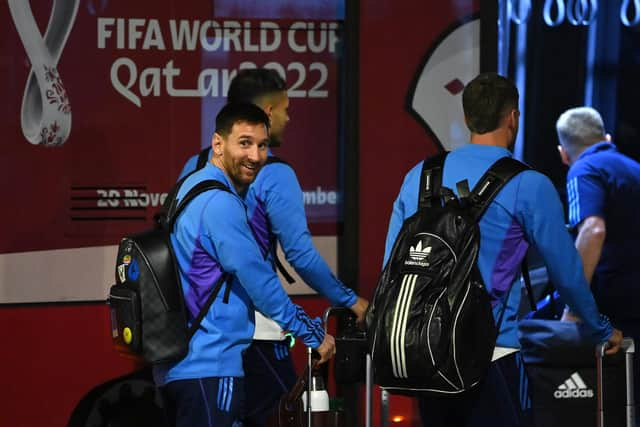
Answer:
[
  {"left": 160, "top": 377, "right": 245, "bottom": 427},
  {"left": 242, "top": 340, "right": 297, "bottom": 427},
  {"left": 419, "top": 352, "right": 532, "bottom": 427}
]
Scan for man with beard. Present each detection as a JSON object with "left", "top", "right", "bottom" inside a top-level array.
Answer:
[
  {"left": 155, "top": 103, "right": 336, "bottom": 427},
  {"left": 178, "top": 68, "right": 368, "bottom": 426},
  {"left": 383, "top": 73, "right": 622, "bottom": 426}
]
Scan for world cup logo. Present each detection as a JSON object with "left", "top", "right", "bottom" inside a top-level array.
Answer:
[
  {"left": 8, "top": 0, "right": 79, "bottom": 146},
  {"left": 407, "top": 18, "right": 479, "bottom": 151}
]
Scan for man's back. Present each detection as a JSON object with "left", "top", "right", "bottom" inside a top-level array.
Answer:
[
  {"left": 384, "top": 144, "right": 612, "bottom": 348},
  {"left": 568, "top": 142, "right": 640, "bottom": 318}
]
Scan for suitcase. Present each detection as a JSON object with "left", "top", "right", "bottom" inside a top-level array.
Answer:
[
  {"left": 520, "top": 319, "right": 636, "bottom": 427},
  {"left": 323, "top": 307, "right": 387, "bottom": 427},
  {"left": 268, "top": 307, "right": 372, "bottom": 427},
  {"left": 596, "top": 338, "right": 636, "bottom": 427}
]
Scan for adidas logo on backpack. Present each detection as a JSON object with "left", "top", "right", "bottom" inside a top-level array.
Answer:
[
  {"left": 366, "top": 152, "right": 529, "bottom": 396},
  {"left": 406, "top": 241, "right": 432, "bottom": 266}
]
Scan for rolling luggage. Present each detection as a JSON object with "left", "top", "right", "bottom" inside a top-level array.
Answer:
[
  {"left": 596, "top": 338, "right": 636, "bottom": 427},
  {"left": 520, "top": 319, "right": 636, "bottom": 427},
  {"left": 267, "top": 307, "right": 375, "bottom": 427}
]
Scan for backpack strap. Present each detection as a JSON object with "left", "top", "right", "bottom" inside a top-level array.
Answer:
[
  {"left": 154, "top": 151, "right": 211, "bottom": 228},
  {"left": 167, "top": 178, "right": 233, "bottom": 337},
  {"left": 265, "top": 155, "right": 291, "bottom": 167},
  {"left": 188, "top": 272, "right": 230, "bottom": 338},
  {"left": 167, "top": 179, "right": 231, "bottom": 229},
  {"left": 467, "top": 157, "right": 537, "bottom": 316},
  {"left": 262, "top": 155, "right": 297, "bottom": 284},
  {"left": 196, "top": 147, "right": 211, "bottom": 169},
  {"left": 467, "top": 156, "right": 530, "bottom": 222},
  {"left": 418, "top": 152, "right": 449, "bottom": 210}
]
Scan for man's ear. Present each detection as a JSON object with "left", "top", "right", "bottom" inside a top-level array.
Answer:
[
  {"left": 212, "top": 132, "right": 223, "bottom": 156},
  {"left": 509, "top": 109, "right": 519, "bottom": 129},
  {"left": 263, "top": 104, "right": 274, "bottom": 120},
  {"left": 558, "top": 144, "right": 570, "bottom": 166}
]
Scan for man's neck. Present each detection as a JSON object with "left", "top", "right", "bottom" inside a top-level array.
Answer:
[{"left": 469, "top": 128, "right": 511, "bottom": 149}]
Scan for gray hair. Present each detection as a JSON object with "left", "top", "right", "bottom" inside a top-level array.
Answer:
[{"left": 556, "top": 107, "right": 606, "bottom": 159}]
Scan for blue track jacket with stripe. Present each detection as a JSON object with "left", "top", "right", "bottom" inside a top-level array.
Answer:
[
  {"left": 180, "top": 149, "right": 356, "bottom": 308},
  {"left": 383, "top": 144, "right": 613, "bottom": 349},
  {"left": 154, "top": 163, "right": 325, "bottom": 385}
]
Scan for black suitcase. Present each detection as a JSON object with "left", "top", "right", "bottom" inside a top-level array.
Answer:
[{"left": 520, "top": 319, "right": 636, "bottom": 427}]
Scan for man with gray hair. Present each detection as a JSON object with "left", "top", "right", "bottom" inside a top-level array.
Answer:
[{"left": 557, "top": 106, "right": 640, "bottom": 407}]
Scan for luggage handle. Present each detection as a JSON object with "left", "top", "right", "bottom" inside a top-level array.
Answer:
[
  {"left": 322, "top": 307, "right": 375, "bottom": 427},
  {"left": 595, "top": 337, "right": 635, "bottom": 427},
  {"left": 323, "top": 307, "right": 354, "bottom": 332}
]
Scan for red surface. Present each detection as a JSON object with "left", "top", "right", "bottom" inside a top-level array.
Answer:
[{"left": 0, "top": 304, "right": 139, "bottom": 426}]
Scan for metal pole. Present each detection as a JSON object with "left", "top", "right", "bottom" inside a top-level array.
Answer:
[
  {"left": 365, "top": 354, "right": 372, "bottom": 427},
  {"left": 308, "top": 346, "right": 313, "bottom": 427}
]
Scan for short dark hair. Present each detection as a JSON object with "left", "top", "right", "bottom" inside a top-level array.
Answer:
[
  {"left": 215, "top": 103, "right": 270, "bottom": 137},
  {"left": 462, "top": 73, "right": 519, "bottom": 134},
  {"left": 227, "top": 68, "right": 286, "bottom": 105}
]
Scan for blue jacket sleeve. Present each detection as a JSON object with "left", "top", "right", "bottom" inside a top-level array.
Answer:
[
  {"left": 203, "top": 192, "right": 325, "bottom": 348},
  {"left": 261, "top": 164, "right": 357, "bottom": 308},
  {"left": 516, "top": 172, "right": 612, "bottom": 343},
  {"left": 566, "top": 164, "right": 606, "bottom": 227},
  {"left": 383, "top": 162, "right": 422, "bottom": 267}
]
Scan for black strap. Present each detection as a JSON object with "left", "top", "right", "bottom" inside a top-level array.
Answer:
[
  {"left": 196, "top": 148, "right": 211, "bottom": 169},
  {"left": 521, "top": 256, "right": 536, "bottom": 311},
  {"left": 155, "top": 154, "right": 211, "bottom": 228},
  {"left": 167, "top": 180, "right": 230, "bottom": 229},
  {"left": 265, "top": 155, "right": 291, "bottom": 167},
  {"left": 263, "top": 155, "right": 296, "bottom": 284},
  {"left": 468, "top": 157, "right": 530, "bottom": 222},
  {"left": 494, "top": 257, "right": 536, "bottom": 329},
  {"left": 495, "top": 279, "right": 515, "bottom": 331},
  {"left": 418, "top": 152, "right": 448, "bottom": 209},
  {"left": 275, "top": 255, "right": 296, "bottom": 284},
  {"left": 188, "top": 273, "right": 230, "bottom": 338},
  {"left": 168, "top": 179, "right": 232, "bottom": 334}
]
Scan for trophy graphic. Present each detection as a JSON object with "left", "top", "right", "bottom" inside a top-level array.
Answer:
[{"left": 8, "top": 0, "right": 79, "bottom": 146}]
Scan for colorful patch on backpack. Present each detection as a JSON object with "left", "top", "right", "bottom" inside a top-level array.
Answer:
[
  {"left": 122, "top": 254, "right": 132, "bottom": 265},
  {"left": 117, "top": 264, "right": 126, "bottom": 283},
  {"left": 128, "top": 259, "right": 140, "bottom": 281}
]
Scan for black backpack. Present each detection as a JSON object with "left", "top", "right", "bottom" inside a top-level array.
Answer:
[
  {"left": 109, "top": 179, "right": 231, "bottom": 364},
  {"left": 366, "top": 152, "right": 530, "bottom": 396}
]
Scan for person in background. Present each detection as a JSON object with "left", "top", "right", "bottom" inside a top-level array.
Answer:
[
  {"left": 178, "top": 68, "right": 368, "bottom": 426},
  {"left": 557, "top": 106, "right": 639, "bottom": 413}
]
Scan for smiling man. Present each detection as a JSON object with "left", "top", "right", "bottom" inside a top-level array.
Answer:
[
  {"left": 154, "top": 103, "right": 335, "bottom": 427},
  {"left": 178, "top": 69, "right": 368, "bottom": 426}
]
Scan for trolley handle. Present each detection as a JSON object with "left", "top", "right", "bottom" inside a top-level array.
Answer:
[
  {"left": 595, "top": 337, "right": 635, "bottom": 427},
  {"left": 596, "top": 337, "right": 635, "bottom": 358}
]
